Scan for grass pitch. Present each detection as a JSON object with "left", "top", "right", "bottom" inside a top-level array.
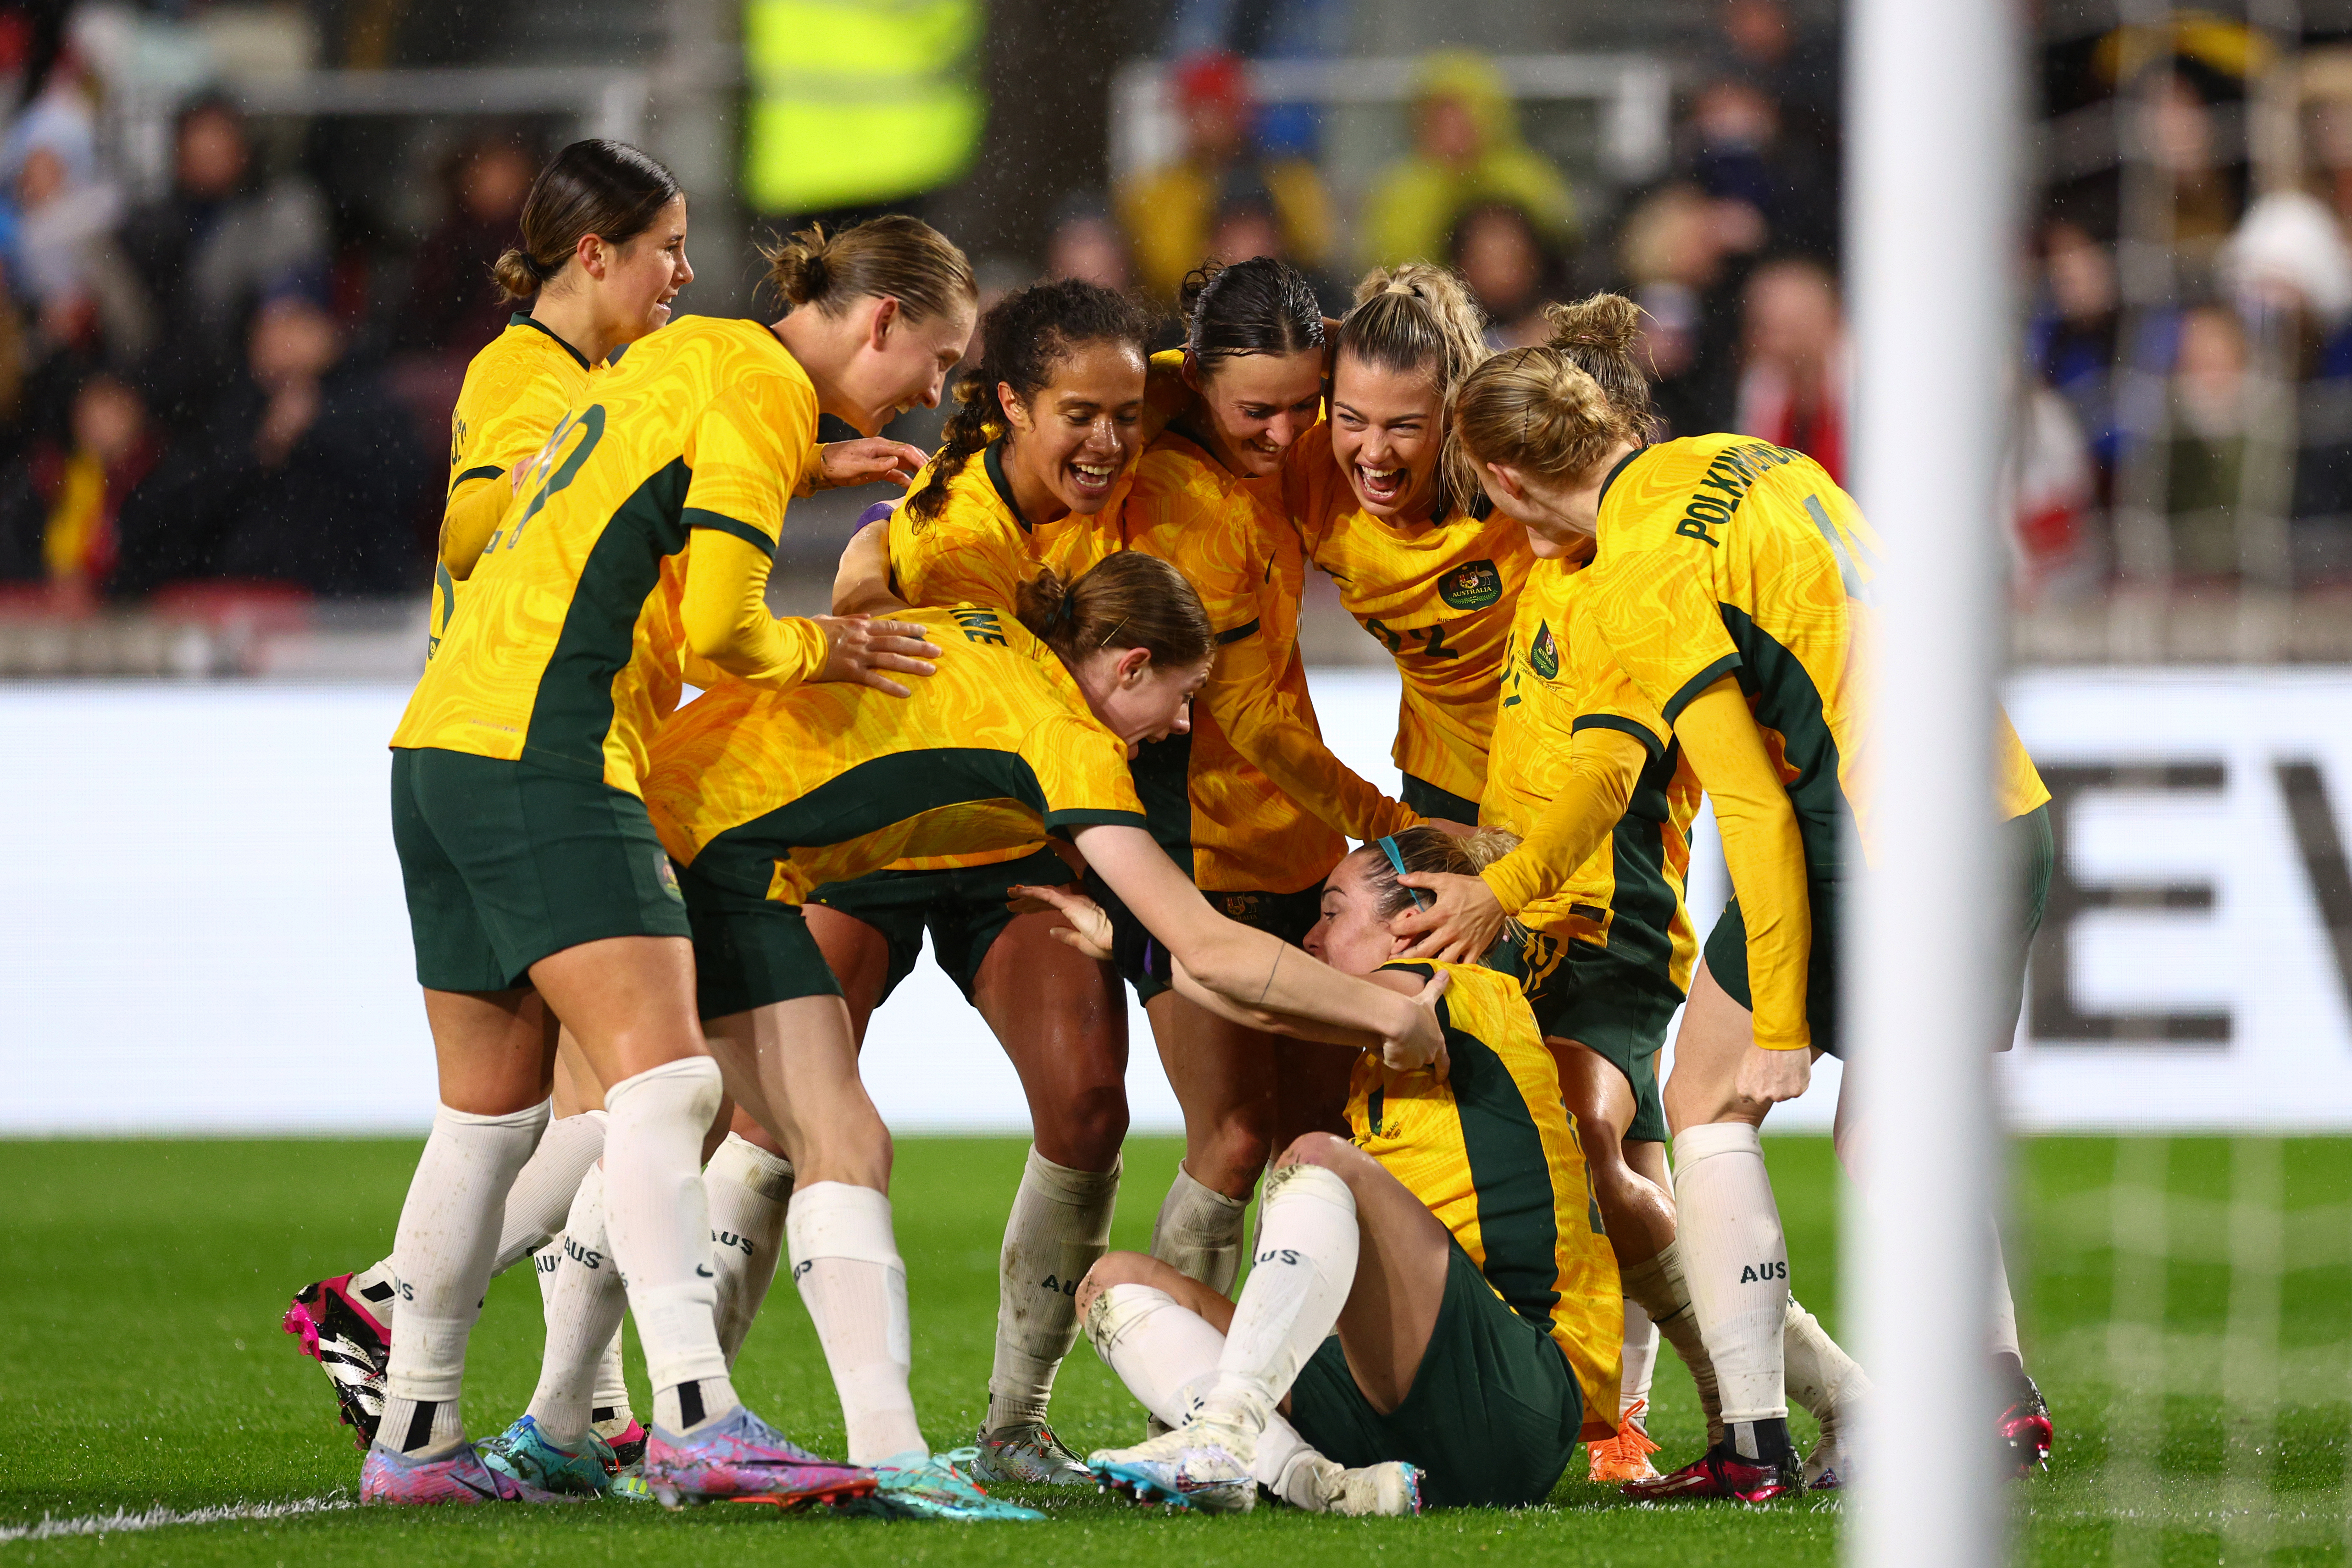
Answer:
[{"left": 2, "top": 1135, "right": 2346, "bottom": 1565}]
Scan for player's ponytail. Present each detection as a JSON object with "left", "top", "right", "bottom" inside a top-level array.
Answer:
[
  {"left": 1357, "top": 824, "right": 1524, "bottom": 921},
  {"left": 1445, "top": 298, "right": 1650, "bottom": 501},
  {"left": 1014, "top": 552, "right": 1213, "bottom": 671},
  {"left": 494, "top": 139, "right": 681, "bottom": 302},
  {"left": 907, "top": 277, "right": 1156, "bottom": 526},
  {"left": 761, "top": 213, "right": 975, "bottom": 325},
  {"left": 1334, "top": 263, "right": 1491, "bottom": 516}
]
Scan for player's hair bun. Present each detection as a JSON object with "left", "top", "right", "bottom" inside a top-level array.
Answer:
[
  {"left": 492, "top": 246, "right": 543, "bottom": 300},
  {"left": 1013, "top": 554, "right": 1213, "bottom": 671},
  {"left": 767, "top": 227, "right": 832, "bottom": 307},
  {"left": 760, "top": 214, "right": 974, "bottom": 322},
  {"left": 1542, "top": 293, "right": 1643, "bottom": 359}
]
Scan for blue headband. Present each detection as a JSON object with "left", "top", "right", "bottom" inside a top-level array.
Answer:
[{"left": 1376, "top": 835, "right": 1432, "bottom": 910}]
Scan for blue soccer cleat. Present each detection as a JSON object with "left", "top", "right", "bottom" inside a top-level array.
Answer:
[{"left": 478, "top": 1413, "right": 616, "bottom": 1496}]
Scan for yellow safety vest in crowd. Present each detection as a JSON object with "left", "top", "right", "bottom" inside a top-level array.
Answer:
[{"left": 743, "top": 0, "right": 983, "bottom": 213}]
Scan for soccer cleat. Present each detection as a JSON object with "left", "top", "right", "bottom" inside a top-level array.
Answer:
[
  {"left": 1802, "top": 1424, "right": 1849, "bottom": 1491},
  {"left": 1620, "top": 1442, "right": 1802, "bottom": 1503},
  {"left": 596, "top": 1418, "right": 648, "bottom": 1471},
  {"left": 605, "top": 1464, "right": 656, "bottom": 1504},
  {"left": 1088, "top": 1411, "right": 1259, "bottom": 1514},
  {"left": 2001, "top": 1372, "right": 2054, "bottom": 1475},
  {"left": 478, "top": 1414, "right": 616, "bottom": 1496},
  {"left": 360, "top": 1440, "right": 575, "bottom": 1505},
  {"left": 969, "top": 1420, "right": 1094, "bottom": 1487},
  {"left": 639, "top": 1405, "right": 876, "bottom": 1509},
  {"left": 857, "top": 1450, "right": 1047, "bottom": 1521},
  {"left": 1588, "top": 1396, "right": 1663, "bottom": 1485},
  {"left": 1331, "top": 1460, "right": 1425, "bottom": 1517},
  {"left": 282, "top": 1274, "right": 390, "bottom": 1450}
]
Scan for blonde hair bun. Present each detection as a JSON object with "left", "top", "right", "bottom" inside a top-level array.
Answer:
[{"left": 1542, "top": 293, "right": 1644, "bottom": 358}]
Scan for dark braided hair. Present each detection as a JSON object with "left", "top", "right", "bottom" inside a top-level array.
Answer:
[
  {"left": 1178, "top": 257, "right": 1323, "bottom": 372},
  {"left": 905, "top": 277, "right": 1157, "bottom": 525}
]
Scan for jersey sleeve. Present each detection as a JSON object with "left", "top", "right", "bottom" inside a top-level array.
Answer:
[
  {"left": 1025, "top": 714, "right": 1149, "bottom": 831},
  {"left": 682, "top": 371, "right": 818, "bottom": 554},
  {"left": 678, "top": 528, "right": 831, "bottom": 691},
  {"left": 888, "top": 473, "right": 1032, "bottom": 611},
  {"left": 442, "top": 356, "right": 571, "bottom": 577},
  {"left": 1588, "top": 546, "right": 1740, "bottom": 724},
  {"left": 1477, "top": 726, "right": 1647, "bottom": 914}
]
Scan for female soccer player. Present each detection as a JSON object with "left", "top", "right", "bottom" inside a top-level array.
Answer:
[
  {"left": 364, "top": 214, "right": 975, "bottom": 1507},
  {"left": 1026, "top": 826, "right": 1620, "bottom": 1513},
  {"left": 1118, "top": 258, "right": 1424, "bottom": 1298},
  {"left": 1278, "top": 262, "right": 1525, "bottom": 826},
  {"left": 621, "top": 553, "right": 1445, "bottom": 1508},
  {"left": 818, "top": 277, "right": 1154, "bottom": 1485},
  {"left": 1439, "top": 296, "right": 2052, "bottom": 1500}
]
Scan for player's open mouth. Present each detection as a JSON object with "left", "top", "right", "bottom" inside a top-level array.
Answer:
[
  {"left": 1357, "top": 465, "right": 1408, "bottom": 504},
  {"left": 1068, "top": 460, "right": 1119, "bottom": 500}
]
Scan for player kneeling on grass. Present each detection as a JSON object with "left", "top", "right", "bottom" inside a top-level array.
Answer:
[{"left": 1023, "top": 828, "right": 1623, "bottom": 1512}]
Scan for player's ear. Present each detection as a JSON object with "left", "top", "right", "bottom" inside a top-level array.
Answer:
[
  {"left": 998, "top": 383, "right": 1032, "bottom": 434},
  {"left": 1116, "top": 646, "right": 1152, "bottom": 685},
  {"left": 867, "top": 295, "right": 900, "bottom": 351}
]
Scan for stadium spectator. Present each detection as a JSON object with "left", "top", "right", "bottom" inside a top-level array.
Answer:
[
  {"left": 1045, "top": 190, "right": 1133, "bottom": 291},
  {"left": 1732, "top": 255, "right": 1846, "bottom": 481},
  {"left": 0, "top": 366, "right": 159, "bottom": 598},
  {"left": 111, "top": 292, "right": 428, "bottom": 599},
  {"left": 1447, "top": 199, "right": 1563, "bottom": 348},
  {"left": 1117, "top": 50, "right": 1333, "bottom": 302},
  {"left": 1362, "top": 49, "right": 1573, "bottom": 272},
  {"left": 401, "top": 135, "right": 537, "bottom": 356},
  {"left": 1715, "top": 0, "right": 1843, "bottom": 172},
  {"left": 7, "top": 138, "right": 148, "bottom": 364},
  {"left": 1616, "top": 181, "right": 1757, "bottom": 438},
  {"left": 118, "top": 97, "right": 329, "bottom": 432},
  {"left": 2162, "top": 301, "right": 2252, "bottom": 581},
  {"left": 2030, "top": 219, "right": 2124, "bottom": 488},
  {"left": 1680, "top": 75, "right": 1837, "bottom": 262}
]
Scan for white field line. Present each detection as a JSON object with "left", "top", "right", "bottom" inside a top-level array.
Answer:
[{"left": 0, "top": 1494, "right": 353, "bottom": 1543}]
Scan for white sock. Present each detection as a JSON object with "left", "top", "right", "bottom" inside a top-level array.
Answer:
[
  {"left": 1084, "top": 1280, "right": 1332, "bottom": 1506},
  {"left": 601, "top": 1058, "right": 737, "bottom": 1435},
  {"left": 490, "top": 1111, "right": 607, "bottom": 1274},
  {"left": 525, "top": 1166, "right": 629, "bottom": 1448},
  {"left": 1783, "top": 1296, "right": 1869, "bottom": 1425},
  {"left": 1671, "top": 1122, "right": 1790, "bottom": 1424},
  {"left": 591, "top": 1330, "right": 634, "bottom": 1439},
  {"left": 1991, "top": 1225, "right": 2022, "bottom": 1365},
  {"left": 1149, "top": 1163, "right": 1249, "bottom": 1297},
  {"left": 986, "top": 1147, "right": 1119, "bottom": 1435},
  {"left": 705, "top": 1133, "right": 793, "bottom": 1365},
  {"left": 1203, "top": 1161, "right": 1358, "bottom": 1432},
  {"left": 1621, "top": 1239, "right": 1723, "bottom": 1443},
  {"left": 1620, "top": 1294, "right": 1659, "bottom": 1420},
  {"left": 378, "top": 1098, "right": 550, "bottom": 1455},
  {"left": 788, "top": 1180, "right": 923, "bottom": 1465}
]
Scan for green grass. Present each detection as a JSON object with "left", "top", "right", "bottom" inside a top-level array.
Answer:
[{"left": 1, "top": 1136, "right": 2346, "bottom": 1564}]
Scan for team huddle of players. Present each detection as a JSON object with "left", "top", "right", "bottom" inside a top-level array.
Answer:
[{"left": 277, "top": 137, "right": 2058, "bottom": 1519}]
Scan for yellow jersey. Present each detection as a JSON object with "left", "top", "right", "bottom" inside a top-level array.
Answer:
[
  {"left": 644, "top": 602, "right": 1148, "bottom": 904},
  {"left": 1347, "top": 960, "right": 1621, "bottom": 1442},
  {"left": 880, "top": 439, "right": 1127, "bottom": 871},
  {"left": 390, "top": 316, "right": 823, "bottom": 798},
  {"left": 1585, "top": 436, "right": 2048, "bottom": 877},
  {"left": 1483, "top": 555, "right": 1702, "bottom": 991},
  {"left": 429, "top": 314, "right": 597, "bottom": 659},
  {"left": 1280, "top": 421, "right": 1532, "bottom": 805},
  {"left": 1120, "top": 431, "right": 1348, "bottom": 893}
]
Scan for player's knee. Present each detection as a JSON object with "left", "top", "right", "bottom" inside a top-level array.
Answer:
[
  {"left": 1273, "top": 1130, "right": 1350, "bottom": 1173},
  {"left": 1039, "top": 1084, "right": 1128, "bottom": 1169},
  {"left": 1075, "top": 1249, "right": 1158, "bottom": 1319}
]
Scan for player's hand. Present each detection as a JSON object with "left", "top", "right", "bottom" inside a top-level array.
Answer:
[
  {"left": 1382, "top": 967, "right": 1451, "bottom": 1076},
  {"left": 1008, "top": 883, "right": 1116, "bottom": 961},
  {"left": 812, "top": 438, "right": 927, "bottom": 491},
  {"left": 1390, "top": 871, "right": 1505, "bottom": 963},
  {"left": 810, "top": 615, "right": 939, "bottom": 698},
  {"left": 1736, "top": 1043, "right": 1812, "bottom": 1106}
]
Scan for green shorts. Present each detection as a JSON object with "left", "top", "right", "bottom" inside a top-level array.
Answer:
[
  {"left": 1287, "top": 1237, "right": 1583, "bottom": 1509},
  {"left": 389, "top": 747, "right": 691, "bottom": 993},
  {"left": 673, "top": 870, "right": 843, "bottom": 1021},
  {"left": 1488, "top": 932, "right": 1677, "bottom": 1144},
  {"left": 1707, "top": 803, "right": 2056, "bottom": 1059},
  {"left": 805, "top": 846, "right": 1077, "bottom": 1006},
  {"left": 1401, "top": 773, "right": 1479, "bottom": 826},
  {"left": 1097, "top": 879, "right": 1326, "bottom": 1005}
]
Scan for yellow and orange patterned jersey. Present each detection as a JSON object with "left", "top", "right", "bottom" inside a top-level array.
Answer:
[
  {"left": 1484, "top": 556, "right": 1703, "bottom": 992},
  {"left": 427, "top": 315, "right": 598, "bottom": 659},
  {"left": 1280, "top": 421, "right": 1531, "bottom": 805},
  {"left": 1584, "top": 435, "right": 2047, "bottom": 876},
  {"left": 391, "top": 316, "right": 820, "bottom": 798},
  {"left": 1120, "top": 432, "right": 1348, "bottom": 894},
  {"left": 879, "top": 440, "right": 1128, "bottom": 871},
  {"left": 644, "top": 602, "right": 1148, "bottom": 905},
  {"left": 1346, "top": 960, "right": 1621, "bottom": 1442}
]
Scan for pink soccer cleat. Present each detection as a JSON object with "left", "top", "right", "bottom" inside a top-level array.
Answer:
[
  {"left": 638, "top": 1405, "right": 876, "bottom": 1509},
  {"left": 360, "top": 1440, "right": 577, "bottom": 1505}
]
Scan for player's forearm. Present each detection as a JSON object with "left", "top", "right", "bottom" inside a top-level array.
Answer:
[
  {"left": 1209, "top": 671, "right": 1418, "bottom": 841},
  {"left": 833, "top": 520, "right": 907, "bottom": 615},
  {"left": 439, "top": 475, "right": 509, "bottom": 579},
  {"left": 1167, "top": 959, "right": 1378, "bottom": 1048},
  {"left": 682, "top": 527, "right": 830, "bottom": 689},
  {"left": 1677, "top": 678, "right": 1812, "bottom": 1049},
  {"left": 1479, "top": 728, "right": 1645, "bottom": 914}
]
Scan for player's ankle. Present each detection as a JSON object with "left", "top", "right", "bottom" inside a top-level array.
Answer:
[{"left": 1722, "top": 1416, "right": 1795, "bottom": 1466}]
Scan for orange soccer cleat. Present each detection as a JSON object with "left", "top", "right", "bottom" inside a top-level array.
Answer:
[{"left": 1588, "top": 1396, "right": 1664, "bottom": 1485}]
